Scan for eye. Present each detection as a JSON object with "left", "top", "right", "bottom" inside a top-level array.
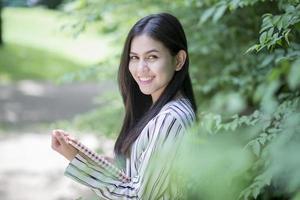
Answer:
[
  {"left": 129, "top": 55, "right": 139, "bottom": 61},
  {"left": 147, "top": 55, "right": 158, "bottom": 61}
]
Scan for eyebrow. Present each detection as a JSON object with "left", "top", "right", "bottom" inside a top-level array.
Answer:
[{"left": 129, "top": 49, "right": 159, "bottom": 55}]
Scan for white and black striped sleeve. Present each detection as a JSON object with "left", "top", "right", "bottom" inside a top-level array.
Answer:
[{"left": 64, "top": 112, "right": 186, "bottom": 200}]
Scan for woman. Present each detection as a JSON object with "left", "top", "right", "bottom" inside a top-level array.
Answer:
[{"left": 51, "top": 12, "right": 197, "bottom": 199}]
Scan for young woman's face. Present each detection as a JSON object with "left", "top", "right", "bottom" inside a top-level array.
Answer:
[{"left": 129, "top": 34, "right": 176, "bottom": 103}]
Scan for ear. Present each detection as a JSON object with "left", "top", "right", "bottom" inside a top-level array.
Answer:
[{"left": 175, "top": 50, "right": 187, "bottom": 71}]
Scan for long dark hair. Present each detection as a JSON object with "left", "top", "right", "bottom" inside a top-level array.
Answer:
[{"left": 114, "top": 13, "right": 197, "bottom": 157}]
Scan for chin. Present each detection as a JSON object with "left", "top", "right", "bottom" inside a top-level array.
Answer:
[
  {"left": 139, "top": 89, "right": 152, "bottom": 96},
  {"left": 140, "top": 91, "right": 152, "bottom": 96}
]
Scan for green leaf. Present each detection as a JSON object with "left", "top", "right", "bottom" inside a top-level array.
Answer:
[
  {"left": 260, "top": 55, "right": 274, "bottom": 68},
  {"left": 267, "top": 27, "right": 274, "bottom": 37},
  {"left": 239, "top": 189, "right": 251, "bottom": 200},
  {"left": 252, "top": 140, "right": 261, "bottom": 156},
  {"left": 261, "top": 14, "right": 273, "bottom": 32},
  {"left": 259, "top": 31, "right": 267, "bottom": 44},
  {"left": 284, "top": 29, "right": 291, "bottom": 45},
  {"left": 253, "top": 187, "right": 260, "bottom": 198},
  {"left": 245, "top": 44, "right": 260, "bottom": 53},
  {"left": 230, "top": 120, "right": 238, "bottom": 130},
  {"left": 288, "top": 59, "right": 300, "bottom": 90},
  {"left": 258, "top": 133, "right": 267, "bottom": 145},
  {"left": 262, "top": 13, "right": 273, "bottom": 23},
  {"left": 278, "top": 17, "right": 284, "bottom": 30},
  {"left": 286, "top": 5, "right": 295, "bottom": 12},
  {"left": 229, "top": 0, "right": 240, "bottom": 10},
  {"left": 212, "top": 4, "right": 227, "bottom": 22},
  {"left": 282, "top": 15, "right": 291, "bottom": 29},
  {"left": 200, "top": 7, "right": 216, "bottom": 24},
  {"left": 272, "top": 15, "right": 281, "bottom": 25},
  {"left": 253, "top": 110, "right": 260, "bottom": 118},
  {"left": 260, "top": 24, "right": 273, "bottom": 33}
]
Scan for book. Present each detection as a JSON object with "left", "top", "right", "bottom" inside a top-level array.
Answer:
[{"left": 68, "top": 138, "right": 131, "bottom": 182}]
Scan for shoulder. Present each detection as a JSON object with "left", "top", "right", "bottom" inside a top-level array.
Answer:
[
  {"left": 152, "top": 98, "right": 196, "bottom": 131},
  {"left": 159, "top": 98, "right": 196, "bottom": 130}
]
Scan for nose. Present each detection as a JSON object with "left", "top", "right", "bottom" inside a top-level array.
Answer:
[{"left": 137, "top": 59, "right": 149, "bottom": 72}]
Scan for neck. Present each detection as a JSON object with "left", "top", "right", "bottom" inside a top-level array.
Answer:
[{"left": 151, "top": 91, "right": 183, "bottom": 105}]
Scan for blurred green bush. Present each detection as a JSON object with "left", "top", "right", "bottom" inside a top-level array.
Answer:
[{"left": 60, "top": 0, "right": 300, "bottom": 199}]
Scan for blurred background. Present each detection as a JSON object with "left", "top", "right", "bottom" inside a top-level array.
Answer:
[{"left": 0, "top": 0, "right": 299, "bottom": 200}]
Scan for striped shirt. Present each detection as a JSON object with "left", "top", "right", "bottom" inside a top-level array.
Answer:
[{"left": 65, "top": 97, "right": 196, "bottom": 199}]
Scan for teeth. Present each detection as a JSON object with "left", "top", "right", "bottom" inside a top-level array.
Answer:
[{"left": 139, "top": 77, "right": 153, "bottom": 81}]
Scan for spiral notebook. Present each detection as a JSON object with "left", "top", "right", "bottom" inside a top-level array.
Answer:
[{"left": 68, "top": 138, "right": 131, "bottom": 182}]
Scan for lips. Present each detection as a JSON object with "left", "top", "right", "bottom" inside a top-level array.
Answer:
[{"left": 138, "top": 76, "right": 154, "bottom": 85}]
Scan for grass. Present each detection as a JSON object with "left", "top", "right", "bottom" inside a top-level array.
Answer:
[
  {"left": 0, "top": 7, "right": 113, "bottom": 82},
  {"left": 0, "top": 42, "right": 82, "bottom": 81},
  {"left": 3, "top": 7, "right": 112, "bottom": 65}
]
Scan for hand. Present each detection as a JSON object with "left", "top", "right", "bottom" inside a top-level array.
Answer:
[{"left": 51, "top": 129, "right": 79, "bottom": 161}]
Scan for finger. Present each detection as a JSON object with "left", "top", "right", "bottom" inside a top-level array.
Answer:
[
  {"left": 66, "top": 135, "right": 77, "bottom": 143},
  {"left": 53, "top": 129, "right": 66, "bottom": 135},
  {"left": 55, "top": 130, "right": 69, "bottom": 146},
  {"left": 53, "top": 130, "right": 67, "bottom": 140},
  {"left": 56, "top": 130, "right": 73, "bottom": 142},
  {"left": 51, "top": 131, "right": 60, "bottom": 150},
  {"left": 62, "top": 131, "right": 69, "bottom": 137}
]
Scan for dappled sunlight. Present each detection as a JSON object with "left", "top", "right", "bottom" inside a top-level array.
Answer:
[
  {"left": 3, "top": 7, "right": 112, "bottom": 65},
  {"left": 17, "top": 80, "right": 45, "bottom": 96}
]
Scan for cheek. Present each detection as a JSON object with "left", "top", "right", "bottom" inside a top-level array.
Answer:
[
  {"left": 154, "top": 61, "right": 175, "bottom": 80},
  {"left": 128, "top": 65, "right": 135, "bottom": 76}
]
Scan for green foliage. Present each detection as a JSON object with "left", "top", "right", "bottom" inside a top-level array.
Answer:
[
  {"left": 246, "top": 3, "right": 300, "bottom": 52},
  {"left": 0, "top": 42, "right": 81, "bottom": 82},
  {"left": 0, "top": 7, "right": 116, "bottom": 82},
  {"left": 174, "top": 126, "right": 254, "bottom": 200},
  {"left": 3, "top": 7, "right": 111, "bottom": 66},
  {"left": 62, "top": 0, "right": 300, "bottom": 199}
]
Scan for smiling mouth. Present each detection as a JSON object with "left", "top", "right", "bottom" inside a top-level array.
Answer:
[{"left": 138, "top": 76, "right": 154, "bottom": 84}]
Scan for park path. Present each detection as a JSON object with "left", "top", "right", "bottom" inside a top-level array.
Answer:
[{"left": 0, "top": 80, "right": 117, "bottom": 200}]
